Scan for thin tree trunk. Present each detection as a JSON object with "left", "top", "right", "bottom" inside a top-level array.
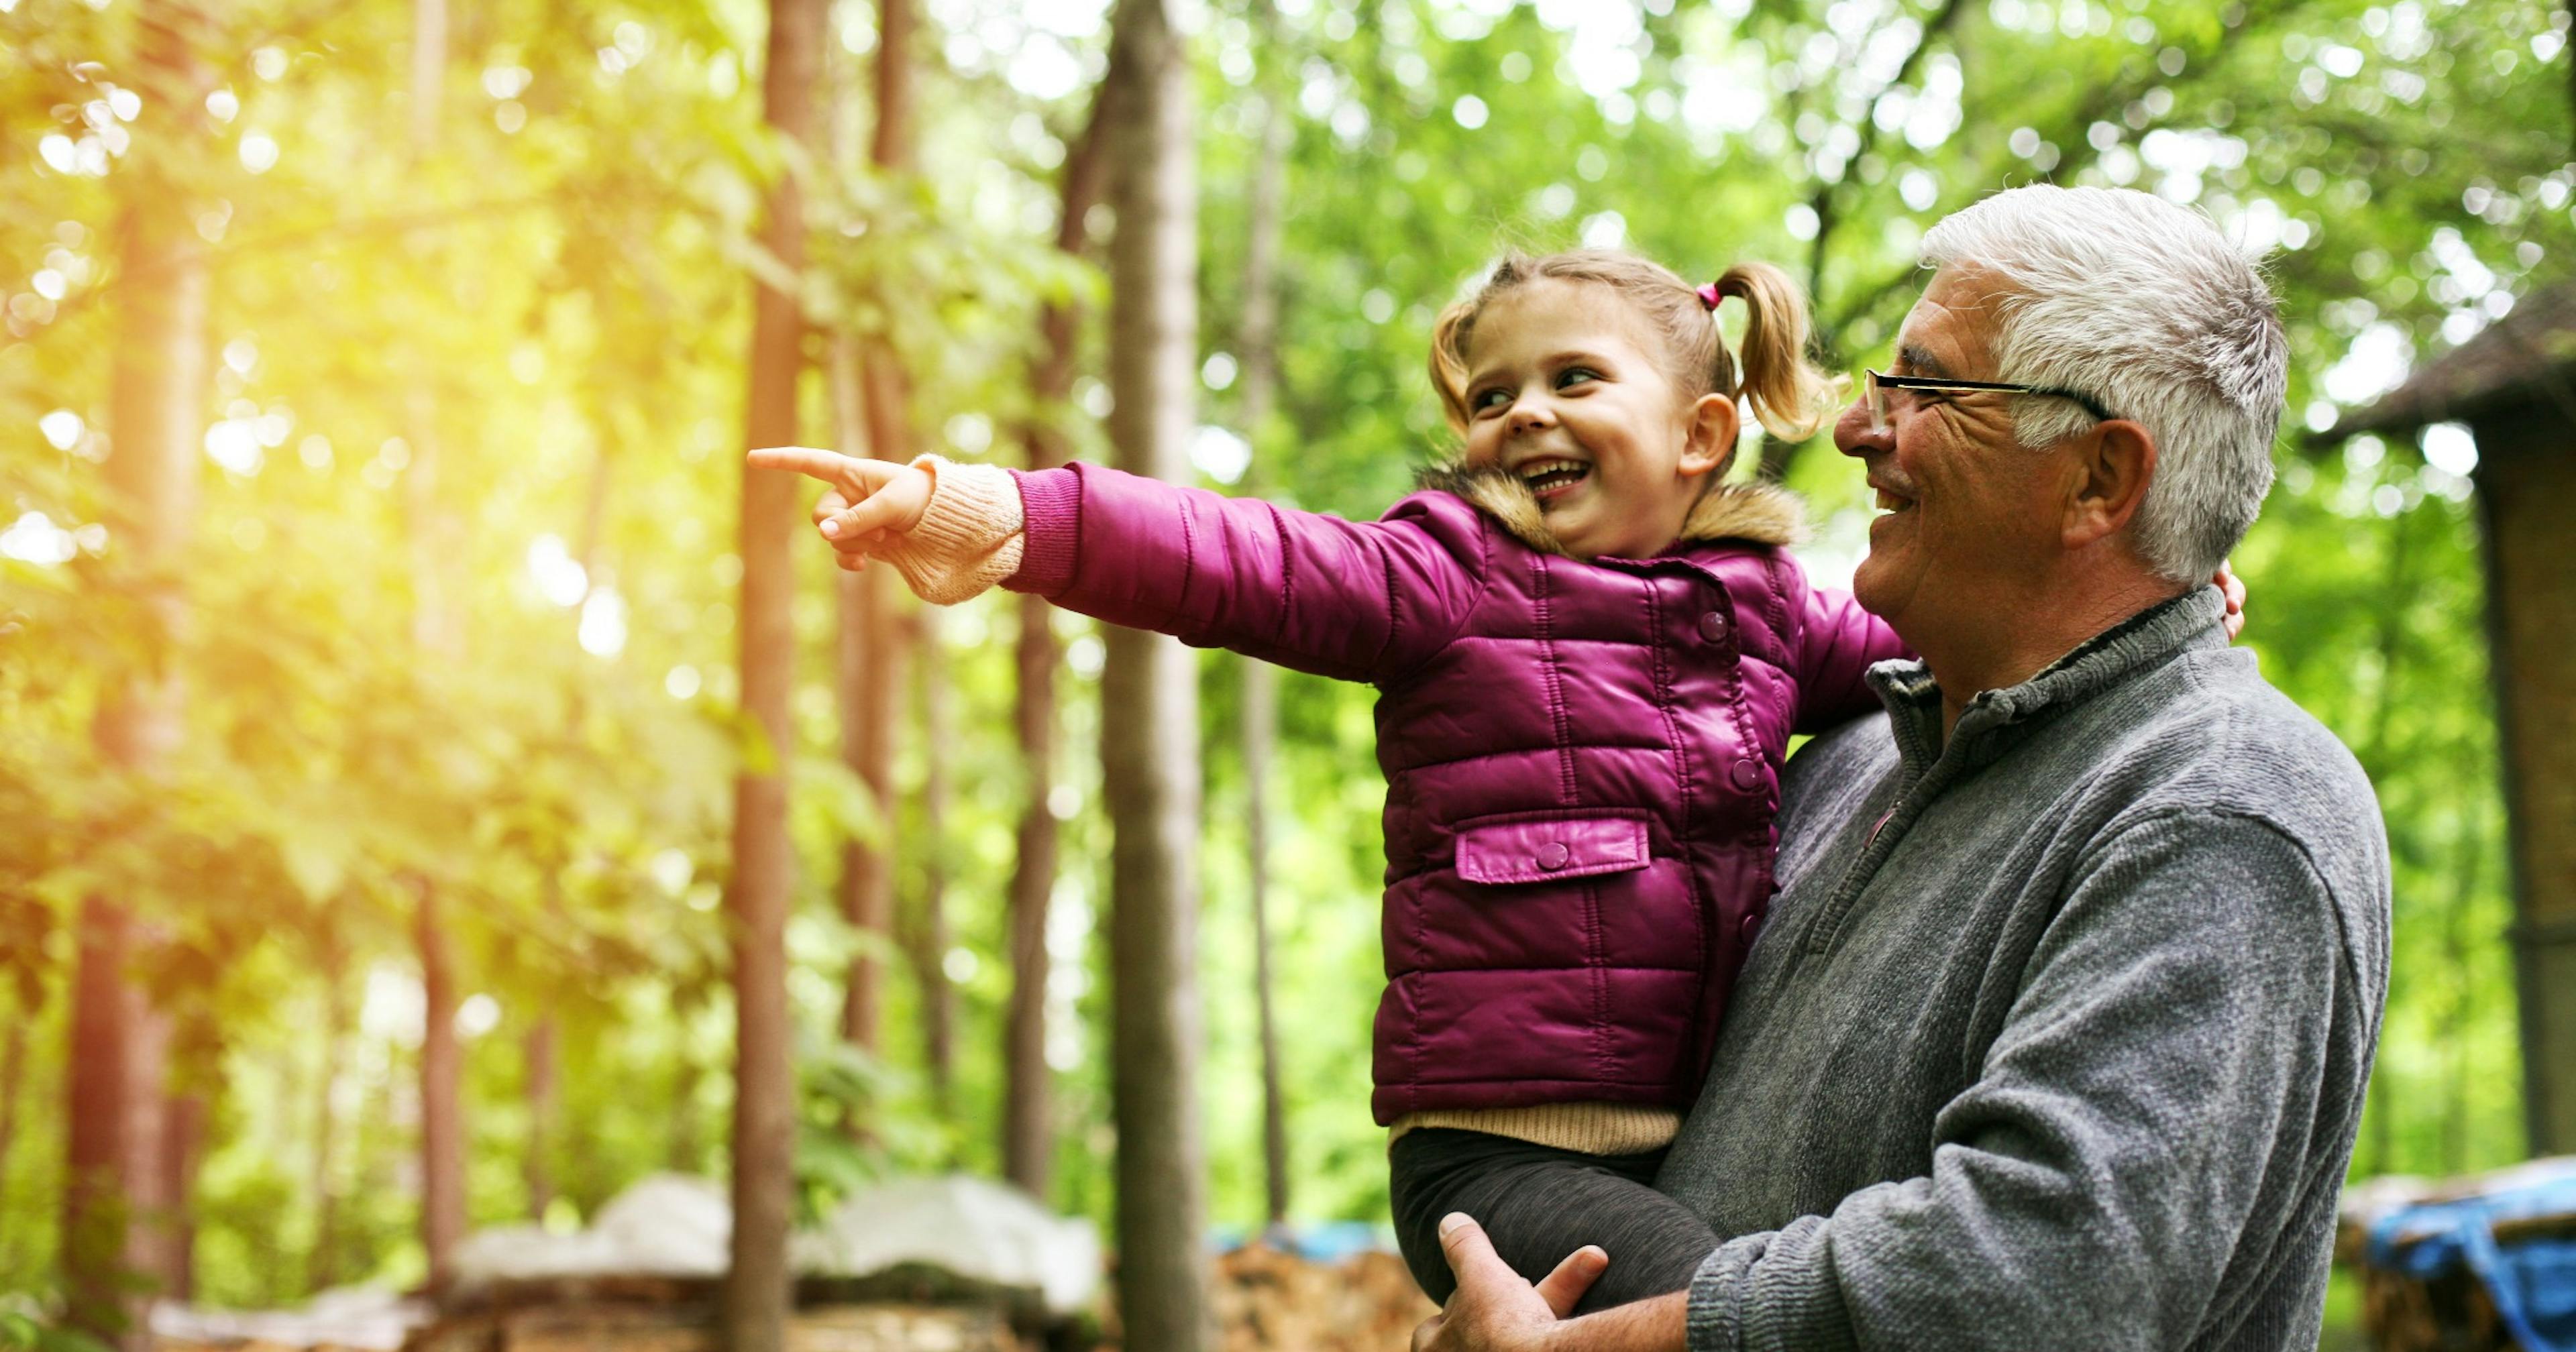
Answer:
[
  {"left": 1000, "top": 59, "right": 1120, "bottom": 1208},
  {"left": 1242, "top": 660, "right": 1290, "bottom": 1233},
  {"left": 403, "top": 0, "right": 470, "bottom": 1296},
  {"left": 415, "top": 882, "right": 464, "bottom": 1291},
  {"left": 522, "top": 974, "right": 557, "bottom": 1218},
  {"left": 308, "top": 945, "right": 348, "bottom": 1295},
  {"left": 65, "top": 4, "right": 209, "bottom": 1339},
  {"left": 157, "top": 1089, "right": 201, "bottom": 1303},
  {"left": 0, "top": 1003, "right": 26, "bottom": 1210},
  {"left": 0, "top": 997, "right": 27, "bottom": 1278},
  {"left": 528, "top": 433, "right": 611, "bottom": 1217},
  {"left": 838, "top": 0, "right": 920, "bottom": 1090},
  {"left": 724, "top": 0, "right": 821, "bottom": 1344},
  {"left": 1102, "top": 0, "right": 1210, "bottom": 1343},
  {"left": 912, "top": 609, "right": 955, "bottom": 1111},
  {"left": 837, "top": 561, "right": 904, "bottom": 1073},
  {"left": 1237, "top": 4, "right": 1293, "bottom": 1233}
]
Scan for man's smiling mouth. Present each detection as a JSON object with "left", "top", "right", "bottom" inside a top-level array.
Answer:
[{"left": 1872, "top": 483, "right": 1917, "bottom": 515}]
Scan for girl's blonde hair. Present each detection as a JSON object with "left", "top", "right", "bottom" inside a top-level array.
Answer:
[{"left": 1428, "top": 250, "right": 1838, "bottom": 447}]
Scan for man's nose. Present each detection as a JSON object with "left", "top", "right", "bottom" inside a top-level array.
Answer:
[{"left": 1833, "top": 396, "right": 1887, "bottom": 459}]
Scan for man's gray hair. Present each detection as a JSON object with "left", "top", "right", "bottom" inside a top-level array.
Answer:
[{"left": 1919, "top": 185, "right": 2288, "bottom": 583}]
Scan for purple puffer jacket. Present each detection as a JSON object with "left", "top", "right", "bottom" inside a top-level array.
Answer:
[{"left": 1002, "top": 461, "right": 1907, "bottom": 1125}]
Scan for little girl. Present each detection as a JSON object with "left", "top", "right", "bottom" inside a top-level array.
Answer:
[{"left": 753, "top": 250, "right": 1909, "bottom": 1310}]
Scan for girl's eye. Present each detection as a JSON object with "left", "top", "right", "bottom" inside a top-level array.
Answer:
[
  {"left": 1472, "top": 387, "right": 1511, "bottom": 412},
  {"left": 1556, "top": 367, "right": 1599, "bottom": 389}
]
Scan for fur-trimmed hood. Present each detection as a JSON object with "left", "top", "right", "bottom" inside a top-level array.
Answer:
[{"left": 1413, "top": 461, "right": 1808, "bottom": 557}]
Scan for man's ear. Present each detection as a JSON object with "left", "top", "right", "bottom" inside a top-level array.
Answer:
[
  {"left": 2063, "top": 419, "right": 2157, "bottom": 550},
  {"left": 1682, "top": 392, "right": 1739, "bottom": 478}
]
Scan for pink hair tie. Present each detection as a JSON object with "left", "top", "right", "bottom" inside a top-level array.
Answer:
[{"left": 1696, "top": 282, "right": 1724, "bottom": 311}]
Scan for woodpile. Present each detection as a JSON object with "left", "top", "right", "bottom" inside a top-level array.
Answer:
[
  {"left": 401, "top": 1280, "right": 1027, "bottom": 1352},
  {"left": 164, "top": 1243, "right": 1438, "bottom": 1352},
  {"left": 1207, "top": 1244, "right": 1434, "bottom": 1352}
]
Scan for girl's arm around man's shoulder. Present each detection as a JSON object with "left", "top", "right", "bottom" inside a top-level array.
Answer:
[{"left": 1788, "top": 568, "right": 1912, "bottom": 735}]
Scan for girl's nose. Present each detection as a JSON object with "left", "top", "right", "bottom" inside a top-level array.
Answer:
[{"left": 1505, "top": 398, "right": 1554, "bottom": 435}]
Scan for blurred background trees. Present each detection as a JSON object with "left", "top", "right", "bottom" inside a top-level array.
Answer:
[{"left": 0, "top": 0, "right": 2559, "bottom": 1336}]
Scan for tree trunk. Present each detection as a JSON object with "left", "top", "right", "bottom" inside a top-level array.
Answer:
[
  {"left": 1000, "top": 56, "right": 1119, "bottom": 1209},
  {"left": 1242, "top": 658, "right": 1289, "bottom": 1233},
  {"left": 308, "top": 945, "right": 349, "bottom": 1295},
  {"left": 724, "top": 0, "right": 820, "bottom": 1344},
  {"left": 156, "top": 1088, "right": 202, "bottom": 1303},
  {"left": 836, "top": 561, "right": 904, "bottom": 1072},
  {"left": 403, "top": 0, "right": 471, "bottom": 1296},
  {"left": 837, "top": 0, "right": 921, "bottom": 1096},
  {"left": 415, "top": 882, "right": 465, "bottom": 1292},
  {"left": 1237, "top": 5, "right": 1293, "bottom": 1232},
  {"left": 1101, "top": 0, "right": 1210, "bottom": 1344},
  {"left": 0, "top": 998, "right": 26, "bottom": 1278},
  {"left": 64, "top": 4, "right": 210, "bottom": 1340},
  {"left": 522, "top": 995, "right": 557, "bottom": 1219},
  {"left": 912, "top": 610, "right": 955, "bottom": 1112}
]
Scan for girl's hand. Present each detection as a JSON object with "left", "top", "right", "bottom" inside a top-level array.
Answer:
[
  {"left": 2212, "top": 562, "right": 2247, "bottom": 641},
  {"left": 746, "top": 447, "right": 933, "bottom": 564}
]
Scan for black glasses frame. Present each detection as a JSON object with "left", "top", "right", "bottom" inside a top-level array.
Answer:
[{"left": 1864, "top": 369, "right": 2123, "bottom": 431}]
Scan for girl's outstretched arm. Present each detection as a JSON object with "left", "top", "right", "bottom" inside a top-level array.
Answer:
[{"left": 751, "top": 448, "right": 1495, "bottom": 685}]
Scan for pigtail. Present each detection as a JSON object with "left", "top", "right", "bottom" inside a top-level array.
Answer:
[
  {"left": 1428, "top": 298, "right": 1479, "bottom": 433},
  {"left": 1713, "top": 262, "right": 1839, "bottom": 443}
]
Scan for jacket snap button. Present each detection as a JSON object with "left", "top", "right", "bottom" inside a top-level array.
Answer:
[
  {"left": 1729, "top": 756, "right": 1762, "bottom": 791},
  {"left": 1698, "top": 610, "right": 1730, "bottom": 643},
  {"left": 1537, "top": 841, "right": 1572, "bottom": 870},
  {"left": 1738, "top": 912, "right": 1760, "bottom": 943}
]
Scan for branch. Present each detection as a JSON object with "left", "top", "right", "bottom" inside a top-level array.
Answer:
[{"left": 1804, "top": 0, "right": 1970, "bottom": 319}]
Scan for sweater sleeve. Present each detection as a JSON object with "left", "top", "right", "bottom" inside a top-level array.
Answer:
[
  {"left": 869, "top": 455, "right": 1027, "bottom": 605},
  {"left": 1002, "top": 461, "right": 1491, "bottom": 684},
  {"left": 1683, "top": 810, "right": 2366, "bottom": 1351},
  {"left": 1791, "top": 581, "right": 1912, "bottom": 734}
]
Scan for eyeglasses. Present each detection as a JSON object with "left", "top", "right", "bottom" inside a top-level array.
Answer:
[{"left": 1862, "top": 368, "right": 2123, "bottom": 433}]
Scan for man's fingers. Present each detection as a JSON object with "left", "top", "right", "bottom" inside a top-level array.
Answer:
[
  {"left": 1436, "top": 1212, "right": 1523, "bottom": 1294},
  {"left": 747, "top": 445, "right": 856, "bottom": 484},
  {"left": 1409, "top": 1312, "right": 1444, "bottom": 1352},
  {"left": 1532, "top": 1245, "right": 1607, "bottom": 1319}
]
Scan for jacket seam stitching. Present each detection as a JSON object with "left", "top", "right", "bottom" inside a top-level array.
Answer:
[
  {"left": 1533, "top": 556, "right": 1580, "bottom": 806},
  {"left": 1264, "top": 501, "right": 1297, "bottom": 651},
  {"left": 1377, "top": 504, "right": 1497, "bottom": 687},
  {"left": 1642, "top": 581, "right": 1713, "bottom": 1086}
]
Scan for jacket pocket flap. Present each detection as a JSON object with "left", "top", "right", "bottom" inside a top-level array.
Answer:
[{"left": 1454, "top": 814, "right": 1650, "bottom": 885}]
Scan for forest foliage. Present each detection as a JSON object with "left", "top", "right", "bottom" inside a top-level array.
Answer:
[{"left": 0, "top": 0, "right": 2559, "bottom": 1310}]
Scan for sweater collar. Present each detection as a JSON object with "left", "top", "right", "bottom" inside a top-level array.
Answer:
[
  {"left": 1413, "top": 461, "right": 1807, "bottom": 557},
  {"left": 1868, "top": 586, "right": 2229, "bottom": 775}
]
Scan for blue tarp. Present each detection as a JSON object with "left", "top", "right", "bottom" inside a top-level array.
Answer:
[{"left": 2369, "top": 1165, "right": 2576, "bottom": 1351}]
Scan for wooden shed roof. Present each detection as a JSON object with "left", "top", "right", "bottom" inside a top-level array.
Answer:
[{"left": 2330, "top": 282, "right": 2576, "bottom": 438}]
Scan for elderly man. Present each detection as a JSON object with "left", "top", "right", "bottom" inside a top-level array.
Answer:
[{"left": 1417, "top": 184, "right": 2390, "bottom": 1351}]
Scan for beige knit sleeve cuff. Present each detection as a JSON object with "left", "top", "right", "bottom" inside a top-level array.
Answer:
[{"left": 875, "top": 455, "right": 1026, "bottom": 605}]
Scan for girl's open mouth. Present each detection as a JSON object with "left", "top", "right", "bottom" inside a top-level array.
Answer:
[{"left": 1520, "top": 459, "right": 1591, "bottom": 504}]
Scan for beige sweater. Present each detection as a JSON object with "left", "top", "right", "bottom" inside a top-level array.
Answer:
[{"left": 871, "top": 455, "right": 1680, "bottom": 1157}]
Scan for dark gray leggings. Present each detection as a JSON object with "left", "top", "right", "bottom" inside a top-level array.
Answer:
[{"left": 1389, "top": 1127, "right": 1721, "bottom": 1314}]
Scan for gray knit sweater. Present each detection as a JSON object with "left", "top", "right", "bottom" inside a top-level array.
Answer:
[{"left": 1660, "top": 587, "right": 2391, "bottom": 1351}]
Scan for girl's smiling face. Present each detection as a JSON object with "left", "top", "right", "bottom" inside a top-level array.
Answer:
[{"left": 1458, "top": 279, "right": 1737, "bottom": 560}]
